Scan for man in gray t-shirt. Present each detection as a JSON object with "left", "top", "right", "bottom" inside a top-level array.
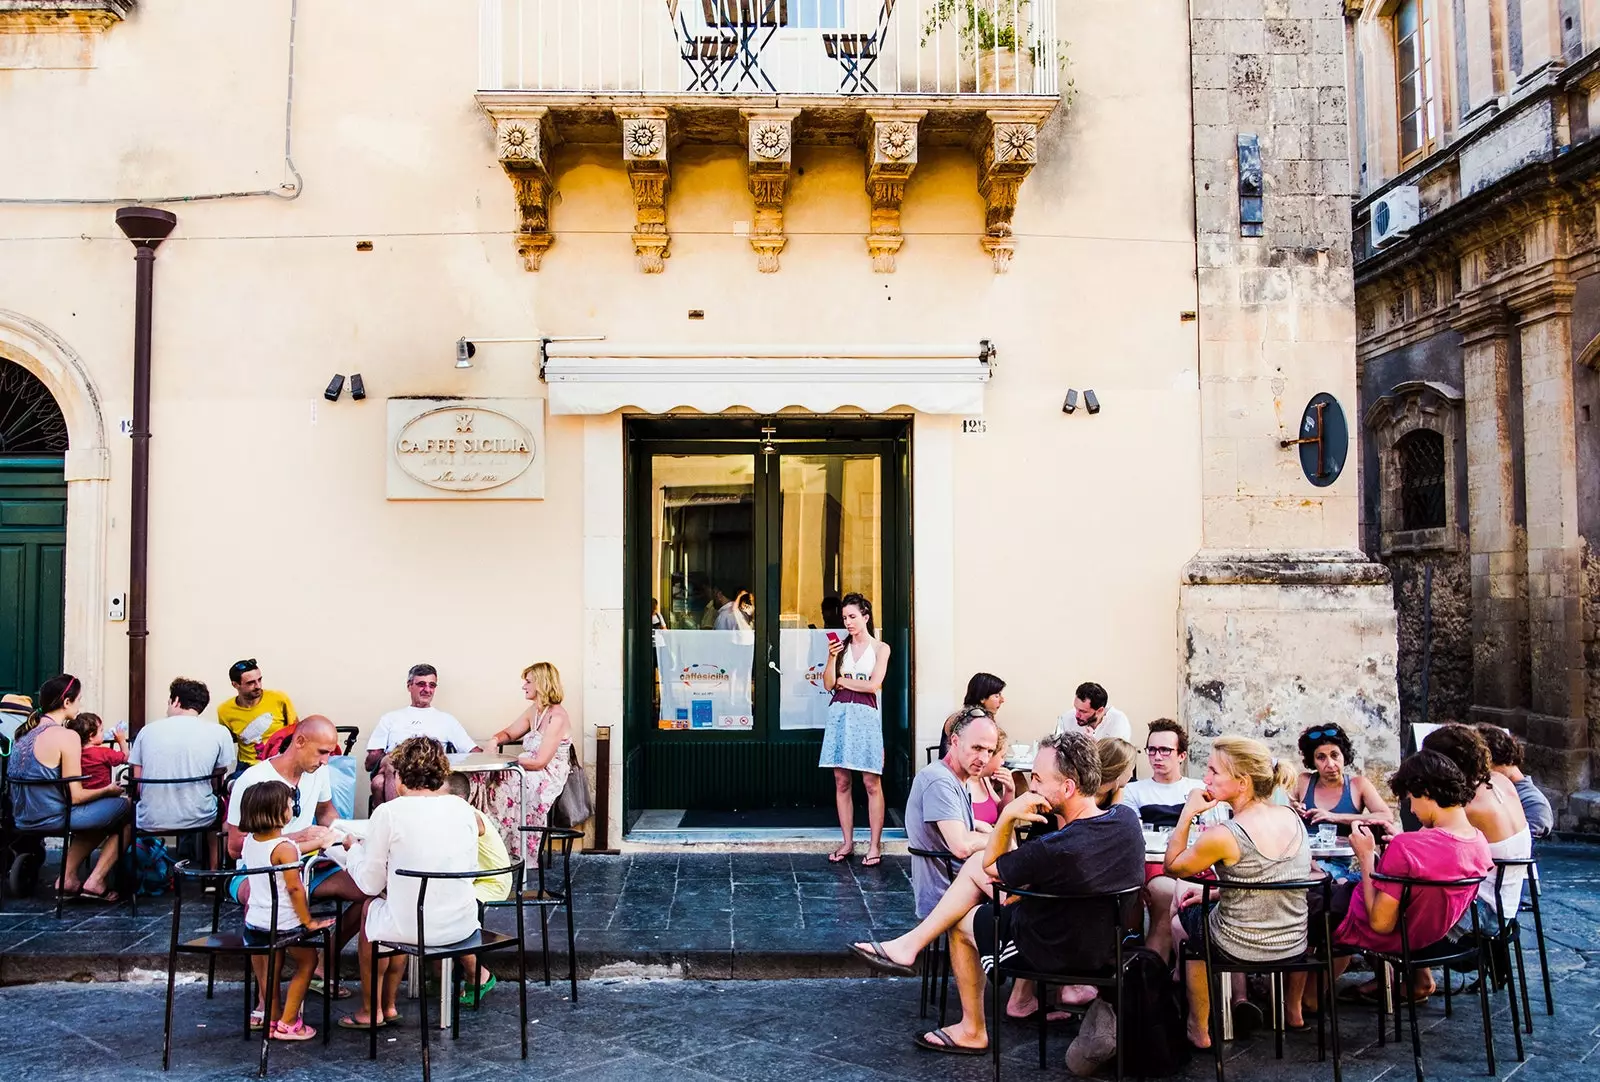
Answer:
[
  {"left": 906, "top": 712, "right": 1000, "bottom": 917},
  {"left": 130, "top": 677, "right": 236, "bottom": 831}
]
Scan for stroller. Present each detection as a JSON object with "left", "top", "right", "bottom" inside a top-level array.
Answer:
[{"left": 0, "top": 728, "right": 48, "bottom": 898}]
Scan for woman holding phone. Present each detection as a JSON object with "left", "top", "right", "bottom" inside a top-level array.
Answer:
[{"left": 820, "top": 593, "right": 891, "bottom": 866}]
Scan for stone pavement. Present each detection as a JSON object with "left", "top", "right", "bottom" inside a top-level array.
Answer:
[{"left": 0, "top": 843, "right": 1596, "bottom": 1081}]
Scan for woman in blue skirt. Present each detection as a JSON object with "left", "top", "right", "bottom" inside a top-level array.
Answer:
[{"left": 820, "top": 593, "right": 891, "bottom": 866}]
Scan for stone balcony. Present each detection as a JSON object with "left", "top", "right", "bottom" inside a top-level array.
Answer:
[{"left": 475, "top": 0, "right": 1064, "bottom": 273}]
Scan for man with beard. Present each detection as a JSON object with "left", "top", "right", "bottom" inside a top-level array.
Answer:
[{"left": 216, "top": 658, "right": 298, "bottom": 774}]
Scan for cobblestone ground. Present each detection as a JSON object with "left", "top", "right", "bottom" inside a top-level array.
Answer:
[{"left": 0, "top": 841, "right": 1595, "bottom": 1081}]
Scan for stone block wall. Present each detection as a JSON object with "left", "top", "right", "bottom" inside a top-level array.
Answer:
[{"left": 1387, "top": 551, "right": 1473, "bottom": 730}]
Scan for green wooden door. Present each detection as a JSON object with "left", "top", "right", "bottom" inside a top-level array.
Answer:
[{"left": 0, "top": 458, "right": 67, "bottom": 698}]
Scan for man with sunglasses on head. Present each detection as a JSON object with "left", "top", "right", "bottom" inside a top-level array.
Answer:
[
  {"left": 225, "top": 716, "right": 366, "bottom": 1012},
  {"left": 366, "top": 663, "right": 480, "bottom": 807},
  {"left": 216, "top": 658, "right": 298, "bottom": 775}
]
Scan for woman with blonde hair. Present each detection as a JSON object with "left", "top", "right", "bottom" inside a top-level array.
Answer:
[
  {"left": 1164, "top": 735, "right": 1310, "bottom": 1047},
  {"left": 477, "top": 662, "right": 575, "bottom": 850},
  {"left": 1094, "top": 737, "right": 1138, "bottom": 809}
]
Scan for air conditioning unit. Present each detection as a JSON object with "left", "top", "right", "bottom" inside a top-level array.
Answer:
[{"left": 1371, "top": 185, "right": 1420, "bottom": 248}]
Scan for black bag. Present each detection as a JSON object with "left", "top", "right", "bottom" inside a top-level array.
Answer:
[{"left": 1117, "top": 946, "right": 1191, "bottom": 1077}]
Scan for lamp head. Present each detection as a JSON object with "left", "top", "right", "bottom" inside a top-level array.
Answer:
[{"left": 455, "top": 338, "right": 476, "bottom": 369}]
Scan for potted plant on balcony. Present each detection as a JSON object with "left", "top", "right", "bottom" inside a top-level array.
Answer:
[{"left": 918, "top": 0, "right": 1060, "bottom": 93}]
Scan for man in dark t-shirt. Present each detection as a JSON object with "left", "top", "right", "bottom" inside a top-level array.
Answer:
[{"left": 849, "top": 731, "right": 1145, "bottom": 1057}]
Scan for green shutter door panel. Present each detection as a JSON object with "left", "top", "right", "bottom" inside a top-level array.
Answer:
[
  {"left": 0, "top": 542, "right": 29, "bottom": 693},
  {"left": 0, "top": 456, "right": 67, "bottom": 698}
]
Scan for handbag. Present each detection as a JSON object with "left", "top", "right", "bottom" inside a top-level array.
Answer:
[{"left": 553, "top": 744, "right": 593, "bottom": 826}]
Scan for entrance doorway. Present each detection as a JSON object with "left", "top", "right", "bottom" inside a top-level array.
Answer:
[
  {"left": 0, "top": 363, "right": 68, "bottom": 699},
  {"left": 624, "top": 416, "right": 911, "bottom": 833}
]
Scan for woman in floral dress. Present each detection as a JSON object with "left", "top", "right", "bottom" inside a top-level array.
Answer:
[{"left": 479, "top": 662, "right": 573, "bottom": 854}]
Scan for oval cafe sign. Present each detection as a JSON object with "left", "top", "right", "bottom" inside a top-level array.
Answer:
[{"left": 386, "top": 398, "right": 545, "bottom": 500}]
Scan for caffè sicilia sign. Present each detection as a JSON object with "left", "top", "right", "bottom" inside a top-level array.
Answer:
[{"left": 385, "top": 397, "right": 546, "bottom": 500}]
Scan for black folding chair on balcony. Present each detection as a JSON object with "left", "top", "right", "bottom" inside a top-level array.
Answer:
[
  {"left": 987, "top": 881, "right": 1143, "bottom": 1082},
  {"left": 708, "top": 0, "right": 784, "bottom": 92},
  {"left": 905, "top": 845, "right": 955, "bottom": 1025},
  {"left": 1181, "top": 875, "right": 1344, "bottom": 1082},
  {"left": 673, "top": 0, "right": 738, "bottom": 90},
  {"left": 1367, "top": 871, "right": 1499, "bottom": 1082},
  {"left": 366, "top": 863, "right": 529, "bottom": 1082},
  {"left": 823, "top": 0, "right": 894, "bottom": 93},
  {"left": 162, "top": 860, "right": 333, "bottom": 1076},
  {"left": 126, "top": 771, "right": 227, "bottom": 917}
]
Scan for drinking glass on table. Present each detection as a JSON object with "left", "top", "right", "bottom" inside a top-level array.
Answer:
[{"left": 1315, "top": 823, "right": 1338, "bottom": 848}]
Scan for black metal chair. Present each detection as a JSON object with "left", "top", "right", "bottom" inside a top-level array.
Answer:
[
  {"left": 162, "top": 859, "right": 333, "bottom": 1076},
  {"left": 335, "top": 726, "right": 360, "bottom": 756},
  {"left": 3, "top": 771, "right": 127, "bottom": 917},
  {"left": 1496, "top": 856, "right": 1553, "bottom": 1024},
  {"left": 987, "top": 882, "right": 1143, "bottom": 1082},
  {"left": 905, "top": 845, "right": 955, "bottom": 1025},
  {"left": 126, "top": 771, "right": 226, "bottom": 917},
  {"left": 1180, "top": 875, "right": 1344, "bottom": 1082},
  {"left": 1367, "top": 871, "right": 1498, "bottom": 1082},
  {"left": 366, "top": 863, "right": 529, "bottom": 1082},
  {"left": 484, "top": 825, "right": 581, "bottom": 1001}
]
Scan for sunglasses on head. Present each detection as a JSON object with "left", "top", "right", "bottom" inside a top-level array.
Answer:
[
  {"left": 231, "top": 659, "right": 258, "bottom": 678},
  {"left": 1306, "top": 727, "right": 1340, "bottom": 741}
]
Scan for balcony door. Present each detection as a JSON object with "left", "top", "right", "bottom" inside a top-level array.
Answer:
[{"left": 624, "top": 417, "right": 910, "bottom": 829}]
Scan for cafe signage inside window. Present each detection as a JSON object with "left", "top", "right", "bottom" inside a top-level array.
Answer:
[{"left": 385, "top": 397, "right": 546, "bottom": 500}]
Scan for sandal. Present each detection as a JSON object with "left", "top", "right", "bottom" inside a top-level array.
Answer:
[
  {"left": 76, "top": 886, "right": 120, "bottom": 904},
  {"left": 913, "top": 1028, "right": 987, "bottom": 1056},
  {"left": 827, "top": 847, "right": 854, "bottom": 865},
  {"left": 336, "top": 1015, "right": 386, "bottom": 1031},
  {"left": 307, "top": 975, "right": 352, "bottom": 999},
  {"left": 250, "top": 1010, "right": 266, "bottom": 1032},
  {"left": 849, "top": 941, "right": 917, "bottom": 977},
  {"left": 458, "top": 972, "right": 497, "bottom": 1007},
  {"left": 861, "top": 853, "right": 883, "bottom": 868},
  {"left": 271, "top": 1019, "right": 317, "bottom": 1042}
]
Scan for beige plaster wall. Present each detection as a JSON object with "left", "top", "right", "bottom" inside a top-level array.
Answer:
[{"left": 0, "top": 1, "right": 1203, "bottom": 767}]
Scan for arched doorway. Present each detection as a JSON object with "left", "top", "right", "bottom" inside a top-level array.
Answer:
[{"left": 0, "top": 361, "right": 67, "bottom": 699}]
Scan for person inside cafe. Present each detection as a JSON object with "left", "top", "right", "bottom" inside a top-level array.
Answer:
[
  {"left": 1058, "top": 681, "right": 1132, "bottom": 743},
  {"left": 228, "top": 716, "right": 365, "bottom": 1014},
  {"left": 1475, "top": 723, "right": 1554, "bottom": 839},
  {"left": 938, "top": 672, "right": 1005, "bottom": 759},
  {"left": 130, "top": 677, "right": 236, "bottom": 866},
  {"left": 904, "top": 710, "right": 997, "bottom": 919},
  {"left": 847, "top": 731, "right": 1145, "bottom": 1059},
  {"left": 340, "top": 737, "right": 482, "bottom": 1029},
  {"left": 367, "top": 663, "right": 480, "bottom": 807},
  {"left": 8, "top": 674, "right": 130, "bottom": 902},
  {"left": 1287, "top": 748, "right": 1493, "bottom": 1015},
  {"left": 479, "top": 661, "right": 574, "bottom": 853},
  {"left": 216, "top": 658, "right": 297, "bottom": 775},
  {"left": 1289, "top": 722, "right": 1394, "bottom": 833},
  {"left": 1163, "top": 735, "right": 1310, "bottom": 1045}
]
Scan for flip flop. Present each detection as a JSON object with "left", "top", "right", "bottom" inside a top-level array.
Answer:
[
  {"left": 307, "top": 976, "right": 352, "bottom": 1000},
  {"left": 335, "top": 1015, "right": 387, "bottom": 1031},
  {"left": 861, "top": 853, "right": 883, "bottom": 868},
  {"left": 849, "top": 941, "right": 917, "bottom": 977},
  {"left": 827, "top": 848, "right": 853, "bottom": 864},
  {"left": 77, "top": 887, "right": 120, "bottom": 904},
  {"left": 914, "top": 1029, "right": 987, "bottom": 1056}
]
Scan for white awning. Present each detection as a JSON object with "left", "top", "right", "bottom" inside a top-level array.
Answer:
[{"left": 541, "top": 343, "right": 992, "bottom": 416}]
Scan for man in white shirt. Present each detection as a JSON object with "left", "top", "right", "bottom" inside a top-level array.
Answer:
[
  {"left": 366, "top": 663, "right": 480, "bottom": 807},
  {"left": 1057, "top": 681, "right": 1133, "bottom": 743},
  {"left": 129, "top": 677, "right": 236, "bottom": 837}
]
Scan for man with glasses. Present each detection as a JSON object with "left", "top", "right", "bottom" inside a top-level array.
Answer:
[
  {"left": 225, "top": 716, "right": 366, "bottom": 1011},
  {"left": 216, "top": 658, "right": 298, "bottom": 773},
  {"left": 366, "top": 664, "right": 480, "bottom": 807}
]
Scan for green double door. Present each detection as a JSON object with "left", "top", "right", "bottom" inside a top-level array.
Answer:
[
  {"left": 0, "top": 458, "right": 67, "bottom": 700},
  {"left": 624, "top": 417, "right": 911, "bottom": 824}
]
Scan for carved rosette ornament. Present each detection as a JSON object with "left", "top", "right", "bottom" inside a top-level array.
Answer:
[
  {"left": 741, "top": 109, "right": 800, "bottom": 273},
  {"left": 617, "top": 109, "right": 672, "bottom": 273},
  {"left": 488, "top": 108, "right": 555, "bottom": 271},
  {"left": 974, "top": 113, "right": 1043, "bottom": 273},
  {"left": 863, "top": 111, "right": 924, "bottom": 273}
]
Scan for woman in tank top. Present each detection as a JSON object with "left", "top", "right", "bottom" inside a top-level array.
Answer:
[
  {"left": 819, "top": 593, "right": 892, "bottom": 866},
  {"left": 965, "top": 726, "right": 1015, "bottom": 826},
  {"left": 478, "top": 662, "right": 574, "bottom": 855},
  {"left": 1164, "top": 735, "right": 1311, "bottom": 1048},
  {"left": 1290, "top": 722, "right": 1393, "bottom": 833},
  {"left": 1423, "top": 724, "right": 1532, "bottom": 921}
]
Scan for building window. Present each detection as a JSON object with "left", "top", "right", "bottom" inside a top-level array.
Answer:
[
  {"left": 790, "top": 0, "right": 845, "bottom": 28},
  {"left": 1397, "top": 429, "right": 1446, "bottom": 530},
  {"left": 1395, "top": 0, "right": 1438, "bottom": 164}
]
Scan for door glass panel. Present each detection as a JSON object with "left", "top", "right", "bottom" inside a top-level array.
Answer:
[
  {"left": 776, "top": 454, "right": 881, "bottom": 731},
  {"left": 650, "top": 455, "right": 757, "bottom": 734}
]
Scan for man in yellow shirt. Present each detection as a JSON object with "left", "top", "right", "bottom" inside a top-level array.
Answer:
[{"left": 215, "top": 658, "right": 297, "bottom": 770}]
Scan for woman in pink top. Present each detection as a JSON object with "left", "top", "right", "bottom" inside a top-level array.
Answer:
[
  {"left": 1290, "top": 749, "right": 1492, "bottom": 1015},
  {"left": 965, "top": 727, "right": 1014, "bottom": 826}
]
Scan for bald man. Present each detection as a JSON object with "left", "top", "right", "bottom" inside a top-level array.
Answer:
[{"left": 225, "top": 715, "right": 365, "bottom": 1004}]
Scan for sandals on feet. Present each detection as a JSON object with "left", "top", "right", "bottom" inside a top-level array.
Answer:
[
  {"left": 271, "top": 1019, "right": 317, "bottom": 1042},
  {"left": 849, "top": 941, "right": 917, "bottom": 977},
  {"left": 827, "top": 847, "right": 854, "bottom": 864},
  {"left": 914, "top": 1029, "right": 987, "bottom": 1056},
  {"left": 861, "top": 852, "right": 883, "bottom": 868},
  {"left": 307, "top": 975, "right": 352, "bottom": 999}
]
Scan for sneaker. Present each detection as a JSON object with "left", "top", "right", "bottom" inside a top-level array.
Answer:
[{"left": 1064, "top": 998, "right": 1117, "bottom": 1077}]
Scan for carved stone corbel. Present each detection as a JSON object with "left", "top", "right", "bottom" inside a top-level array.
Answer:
[
  {"left": 487, "top": 107, "right": 557, "bottom": 271},
  {"left": 862, "top": 110, "right": 924, "bottom": 273},
  {"left": 741, "top": 109, "right": 800, "bottom": 273},
  {"left": 973, "top": 112, "right": 1043, "bottom": 273},
  {"left": 616, "top": 107, "right": 671, "bottom": 273}
]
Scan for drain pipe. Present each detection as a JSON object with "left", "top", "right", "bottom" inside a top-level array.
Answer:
[{"left": 115, "top": 206, "right": 177, "bottom": 737}]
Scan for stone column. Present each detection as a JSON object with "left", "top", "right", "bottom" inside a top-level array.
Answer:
[
  {"left": 1180, "top": 0, "right": 1399, "bottom": 776},
  {"left": 1511, "top": 280, "right": 1589, "bottom": 791},
  {"left": 1453, "top": 303, "right": 1525, "bottom": 712}
]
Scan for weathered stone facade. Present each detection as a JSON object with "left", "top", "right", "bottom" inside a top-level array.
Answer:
[
  {"left": 1352, "top": 4, "right": 1600, "bottom": 829},
  {"left": 1182, "top": 0, "right": 1401, "bottom": 777}
]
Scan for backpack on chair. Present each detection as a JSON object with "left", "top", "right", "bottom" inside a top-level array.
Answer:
[{"left": 1118, "top": 946, "right": 1191, "bottom": 1077}]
